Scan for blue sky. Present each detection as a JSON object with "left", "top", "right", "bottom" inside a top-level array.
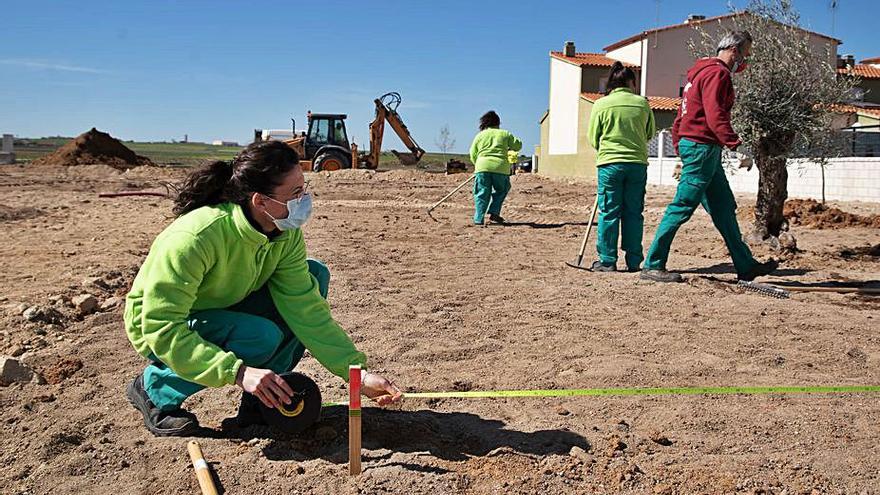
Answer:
[{"left": 2, "top": 0, "right": 877, "bottom": 153}]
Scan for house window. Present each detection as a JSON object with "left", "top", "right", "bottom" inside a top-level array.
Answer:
[{"left": 599, "top": 77, "right": 608, "bottom": 93}]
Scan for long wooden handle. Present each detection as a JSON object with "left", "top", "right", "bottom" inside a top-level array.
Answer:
[
  {"left": 187, "top": 441, "right": 219, "bottom": 495},
  {"left": 574, "top": 195, "right": 600, "bottom": 263},
  {"left": 779, "top": 286, "right": 880, "bottom": 294},
  {"left": 98, "top": 191, "right": 168, "bottom": 198},
  {"left": 427, "top": 174, "right": 476, "bottom": 212}
]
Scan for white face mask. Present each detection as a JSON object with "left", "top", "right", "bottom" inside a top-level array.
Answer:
[
  {"left": 264, "top": 193, "right": 313, "bottom": 230},
  {"left": 729, "top": 48, "right": 748, "bottom": 75}
]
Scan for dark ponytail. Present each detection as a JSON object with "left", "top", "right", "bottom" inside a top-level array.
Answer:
[
  {"left": 605, "top": 61, "right": 637, "bottom": 95},
  {"left": 172, "top": 140, "right": 299, "bottom": 217}
]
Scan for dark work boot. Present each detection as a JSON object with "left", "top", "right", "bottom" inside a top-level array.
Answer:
[
  {"left": 738, "top": 259, "right": 779, "bottom": 282},
  {"left": 589, "top": 261, "right": 617, "bottom": 272},
  {"left": 640, "top": 269, "right": 683, "bottom": 283},
  {"left": 126, "top": 374, "right": 199, "bottom": 437},
  {"left": 236, "top": 392, "right": 267, "bottom": 428},
  {"left": 488, "top": 214, "right": 506, "bottom": 224}
]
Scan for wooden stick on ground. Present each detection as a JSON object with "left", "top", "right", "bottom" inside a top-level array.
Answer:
[
  {"left": 187, "top": 441, "right": 219, "bottom": 495},
  {"left": 98, "top": 191, "right": 168, "bottom": 198},
  {"left": 349, "top": 365, "right": 362, "bottom": 476}
]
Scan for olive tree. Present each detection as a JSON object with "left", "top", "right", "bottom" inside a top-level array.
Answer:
[{"left": 690, "top": 0, "right": 857, "bottom": 249}]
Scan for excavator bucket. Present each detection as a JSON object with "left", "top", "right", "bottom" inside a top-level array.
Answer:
[{"left": 392, "top": 150, "right": 419, "bottom": 166}]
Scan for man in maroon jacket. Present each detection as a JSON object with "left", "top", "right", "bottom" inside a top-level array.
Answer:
[{"left": 641, "top": 31, "right": 778, "bottom": 283}]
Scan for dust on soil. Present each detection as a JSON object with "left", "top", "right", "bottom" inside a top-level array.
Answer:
[
  {"left": 0, "top": 164, "right": 878, "bottom": 494},
  {"left": 30, "top": 128, "right": 154, "bottom": 170}
]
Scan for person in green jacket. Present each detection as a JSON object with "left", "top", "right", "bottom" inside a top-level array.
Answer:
[
  {"left": 507, "top": 150, "right": 519, "bottom": 175},
  {"left": 124, "top": 140, "right": 402, "bottom": 437},
  {"left": 469, "top": 111, "right": 522, "bottom": 225},
  {"left": 586, "top": 62, "right": 655, "bottom": 272}
]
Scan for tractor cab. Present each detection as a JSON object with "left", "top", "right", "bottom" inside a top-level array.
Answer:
[{"left": 303, "top": 113, "right": 352, "bottom": 171}]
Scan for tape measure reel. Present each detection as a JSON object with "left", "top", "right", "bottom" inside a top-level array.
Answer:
[{"left": 259, "top": 372, "right": 322, "bottom": 434}]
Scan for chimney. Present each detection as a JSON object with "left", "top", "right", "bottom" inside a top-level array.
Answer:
[
  {"left": 844, "top": 54, "right": 855, "bottom": 68},
  {"left": 564, "top": 41, "right": 576, "bottom": 57},
  {"left": 685, "top": 14, "right": 706, "bottom": 24}
]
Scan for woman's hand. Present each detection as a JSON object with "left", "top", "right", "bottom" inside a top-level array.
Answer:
[
  {"left": 361, "top": 371, "right": 403, "bottom": 406},
  {"left": 235, "top": 366, "right": 294, "bottom": 409}
]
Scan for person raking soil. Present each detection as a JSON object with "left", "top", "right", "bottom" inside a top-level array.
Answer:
[
  {"left": 586, "top": 61, "right": 655, "bottom": 272},
  {"left": 469, "top": 111, "right": 523, "bottom": 225}
]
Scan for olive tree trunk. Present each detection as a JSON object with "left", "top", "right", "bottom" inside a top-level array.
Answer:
[{"left": 753, "top": 152, "right": 788, "bottom": 239}]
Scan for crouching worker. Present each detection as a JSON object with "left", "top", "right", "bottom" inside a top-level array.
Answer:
[
  {"left": 124, "top": 140, "right": 402, "bottom": 437},
  {"left": 469, "top": 111, "right": 523, "bottom": 225}
]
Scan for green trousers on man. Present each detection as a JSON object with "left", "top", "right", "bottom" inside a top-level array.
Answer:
[
  {"left": 644, "top": 138, "right": 757, "bottom": 275},
  {"left": 473, "top": 172, "right": 511, "bottom": 224},
  {"left": 142, "top": 259, "right": 330, "bottom": 411},
  {"left": 596, "top": 163, "right": 647, "bottom": 269}
]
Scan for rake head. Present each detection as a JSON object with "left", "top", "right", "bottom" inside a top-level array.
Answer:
[{"left": 737, "top": 280, "right": 791, "bottom": 299}]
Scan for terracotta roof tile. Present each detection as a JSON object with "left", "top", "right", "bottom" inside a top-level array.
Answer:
[
  {"left": 839, "top": 64, "right": 880, "bottom": 79},
  {"left": 842, "top": 105, "right": 880, "bottom": 119},
  {"left": 860, "top": 57, "right": 880, "bottom": 65},
  {"left": 551, "top": 52, "right": 638, "bottom": 68},
  {"left": 581, "top": 92, "right": 681, "bottom": 111}
]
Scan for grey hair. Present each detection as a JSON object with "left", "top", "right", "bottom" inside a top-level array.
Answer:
[{"left": 716, "top": 31, "right": 753, "bottom": 54}]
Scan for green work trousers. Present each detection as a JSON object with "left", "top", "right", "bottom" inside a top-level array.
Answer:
[
  {"left": 644, "top": 139, "right": 757, "bottom": 275},
  {"left": 473, "top": 172, "right": 511, "bottom": 224},
  {"left": 142, "top": 259, "right": 330, "bottom": 411},
  {"left": 596, "top": 163, "right": 648, "bottom": 269}
]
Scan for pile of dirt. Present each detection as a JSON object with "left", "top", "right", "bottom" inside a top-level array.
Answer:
[
  {"left": 31, "top": 128, "right": 154, "bottom": 170},
  {"left": 783, "top": 198, "right": 880, "bottom": 229}
]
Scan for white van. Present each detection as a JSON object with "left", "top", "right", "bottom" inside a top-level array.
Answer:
[{"left": 261, "top": 129, "right": 295, "bottom": 141}]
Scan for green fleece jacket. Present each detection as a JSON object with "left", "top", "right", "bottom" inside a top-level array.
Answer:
[
  {"left": 123, "top": 202, "right": 366, "bottom": 388},
  {"left": 587, "top": 88, "right": 655, "bottom": 166},
  {"left": 469, "top": 128, "right": 523, "bottom": 174}
]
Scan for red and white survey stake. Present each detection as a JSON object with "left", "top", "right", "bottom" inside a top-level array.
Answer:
[{"left": 348, "top": 365, "right": 362, "bottom": 476}]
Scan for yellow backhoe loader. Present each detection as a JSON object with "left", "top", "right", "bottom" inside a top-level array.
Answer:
[{"left": 272, "top": 92, "right": 425, "bottom": 172}]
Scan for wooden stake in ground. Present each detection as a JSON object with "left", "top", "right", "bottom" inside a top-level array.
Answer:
[
  {"left": 348, "top": 365, "right": 362, "bottom": 476},
  {"left": 187, "top": 441, "right": 219, "bottom": 495}
]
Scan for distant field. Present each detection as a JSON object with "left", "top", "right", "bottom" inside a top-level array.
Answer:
[{"left": 12, "top": 137, "right": 470, "bottom": 171}]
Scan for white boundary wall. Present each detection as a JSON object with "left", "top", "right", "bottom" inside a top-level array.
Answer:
[{"left": 648, "top": 155, "right": 880, "bottom": 203}]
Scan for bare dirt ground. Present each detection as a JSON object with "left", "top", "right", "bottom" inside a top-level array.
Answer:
[{"left": 1, "top": 164, "right": 878, "bottom": 495}]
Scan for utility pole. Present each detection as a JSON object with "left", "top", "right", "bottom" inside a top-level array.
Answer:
[{"left": 830, "top": 0, "right": 839, "bottom": 37}]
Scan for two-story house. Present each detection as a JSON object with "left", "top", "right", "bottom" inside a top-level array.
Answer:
[{"left": 537, "top": 12, "right": 842, "bottom": 178}]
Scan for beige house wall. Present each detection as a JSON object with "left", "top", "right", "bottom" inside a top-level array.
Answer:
[
  {"left": 581, "top": 66, "right": 608, "bottom": 93},
  {"left": 538, "top": 98, "right": 596, "bottom": 179},
  {"left": 538, "top": 98, "right": 677, "bottom": 178},
  {"left": 643, "top": 19, "right": 839, "bottom": 98},
  {"left": 856, "top": 113, "right": 880, "bottom": 128},
  {"left": 606, "top": 41, "right": 643, "bottom": 66},
  {"left": 857, "top": 79, "right": 880, "bottom": 104},
  {"left": 581, "top": 66, "right": 643, "bottom": 94}
]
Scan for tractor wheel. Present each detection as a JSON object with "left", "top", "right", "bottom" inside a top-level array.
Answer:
[{"left": 313, "top": 151, "right": 349, "bottom": 172}]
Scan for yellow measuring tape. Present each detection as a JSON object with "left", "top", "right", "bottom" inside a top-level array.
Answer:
[{"left": 321, "top": 384, "right": 880, "bottom": 408}]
